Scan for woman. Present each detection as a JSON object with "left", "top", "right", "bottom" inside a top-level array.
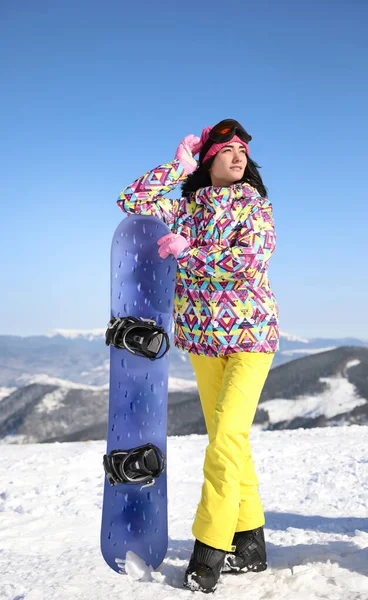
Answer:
[{"left": 117, "top": 119, "right": 279, "bottom": 593}]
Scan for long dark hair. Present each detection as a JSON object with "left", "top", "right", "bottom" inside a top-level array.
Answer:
[{"left": 181, "top": 154, "right": 268, "bottom": 198}]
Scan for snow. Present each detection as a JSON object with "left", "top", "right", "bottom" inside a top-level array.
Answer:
[
  {"left": 16, "top": 373, "right": 109, "bottom": 391},
  {"left": 35, "top": 388, "right": 70, "bottom": 414},
  {"left": 7, "top": 374, "right": 197, "bottom": 396},
  {"left": 0, "top": 387, "right": 16, "bottom": 401},
  {"left": 279, "top": 331, "right": 310, "bottom": 343},
  {"left": 0, "top": 426, "right": 367, "bottom": 599},
  {"left": 281, "top": 346, "right": 337, "bottom": 356},
  {"left": 81, "top": 360, "right": 109, "bottom": 378},
  {"left": 168, "top": 377, "right": 198, "bottom": 393},
  {"left": 262, "top": 365, "right": 366, "bottom": 423},
  {"left": 45, "top": 328, "right": 106, "bottom": 340}
]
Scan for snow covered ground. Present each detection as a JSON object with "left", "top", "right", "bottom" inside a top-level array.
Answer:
[{"left": 0, "top": 426, "right": 367, "bottom": 600}]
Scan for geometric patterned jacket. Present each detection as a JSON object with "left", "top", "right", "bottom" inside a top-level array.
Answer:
[{"left": 117, "top": 159, "right": 279, "bottom": 357}]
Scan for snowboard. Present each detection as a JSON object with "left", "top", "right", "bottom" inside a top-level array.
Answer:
[{"left": 100, "top": 214, "right": 177, "bottom": 574}]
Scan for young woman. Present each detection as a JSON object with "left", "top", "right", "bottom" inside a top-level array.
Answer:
[{"left": 117, "top": 119, "right": 279, "bottom": 593}]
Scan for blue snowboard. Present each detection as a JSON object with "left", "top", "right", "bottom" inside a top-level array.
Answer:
[{"left": 100, "top": 214, "right": 177, "bottom": 574}]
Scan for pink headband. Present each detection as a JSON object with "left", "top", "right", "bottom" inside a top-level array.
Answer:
[{"left": 199, "top": 126, "right": 250, "bottom": 163}]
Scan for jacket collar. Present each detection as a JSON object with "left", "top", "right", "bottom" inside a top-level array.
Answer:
[{"left": 192, "top": 182, "right": 260, "bottom": 209}]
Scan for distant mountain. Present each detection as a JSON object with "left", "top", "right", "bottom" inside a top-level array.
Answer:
[
  {"left": 0, "top": 329, "right": 367, "bottom": 391},
  {"left": 0, "top": 346, "right": 366, "bottom": 443}
]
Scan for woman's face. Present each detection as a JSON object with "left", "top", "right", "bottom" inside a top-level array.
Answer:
[{"left": 209, "top": 142, "right": 247, "bottom": 187}]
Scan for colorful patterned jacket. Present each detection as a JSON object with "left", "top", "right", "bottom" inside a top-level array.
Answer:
[{"left": 117, "top": 159, "right": 279, "bottom": 356}]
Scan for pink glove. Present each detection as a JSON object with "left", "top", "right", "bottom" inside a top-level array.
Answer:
[
  {"left": 157, "top": 233, "right": 190, "bottom": 259},
  {"left": 175, "top": 134, "right": 203, "bottom": 175}
]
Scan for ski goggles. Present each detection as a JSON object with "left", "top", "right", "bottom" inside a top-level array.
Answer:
[
  {"left": 199, "top": 119, "right": 252, "bottom": 163},
  {"left": 208, "top": 119, "right": 252, "bottom": 144}
]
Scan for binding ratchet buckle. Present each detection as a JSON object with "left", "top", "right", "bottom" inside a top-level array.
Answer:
[
  {"left": 105, "top": 316, "right": 170, "bottom": 360},
  {"left": 103, "top": 443, "right": 166, "bottom": 487}
]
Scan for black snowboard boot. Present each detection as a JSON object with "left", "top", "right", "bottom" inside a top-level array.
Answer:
[
  {"left": 223, "top": 526, "right": 267, "bottom": 573},
  {"left": 183, "top": 539, "right": 227, "bottom": 593}
]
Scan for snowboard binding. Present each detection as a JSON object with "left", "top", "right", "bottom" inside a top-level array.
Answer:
[
  {"left": 105, "top": 316, "right": 170, "bottom": 360},
  {"left": 103, "top": 443, "right": 166, "bottom": 487}
]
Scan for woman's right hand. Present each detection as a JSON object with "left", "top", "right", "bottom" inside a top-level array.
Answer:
[{"left": 175, "top": 134, "right": 203, "bottom": 174}]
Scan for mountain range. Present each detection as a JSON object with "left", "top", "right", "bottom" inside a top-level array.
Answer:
[
  {"left": 0, "top": 330, "right": 367, "bottom": 443},
  {"left": 1, "top": 328, "right": 367, "bottom": 389}
]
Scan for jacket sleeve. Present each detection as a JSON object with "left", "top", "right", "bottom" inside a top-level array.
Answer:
[
  {"left": 176, "top": 199, "right": 276, "bottom": 280},
  {"left": 116, "top": 159, "right": 187, "bottom": 228}
]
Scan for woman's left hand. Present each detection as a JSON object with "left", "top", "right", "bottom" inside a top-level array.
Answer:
[{"left": 157, "top": 233, "right": 190, "bottom": 259}]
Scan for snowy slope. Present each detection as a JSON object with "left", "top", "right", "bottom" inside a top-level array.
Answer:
[
  {"left": 0, "top": 427, "right": 367, "bottom": 599},
  {"left": 261, "top": 359, "right": 366, "bottom": 425}
]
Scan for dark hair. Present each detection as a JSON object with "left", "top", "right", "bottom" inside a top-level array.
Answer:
[{"left": 181, "top": 154, "right": 268, "bottom": 198}]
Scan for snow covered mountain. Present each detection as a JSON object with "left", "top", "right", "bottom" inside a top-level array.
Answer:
[
  {"left": 0, "top": 329, "right": 367, "bottom": 391},
  {"left": 0, "top": 346, "right": 367, "bottom": 444},
  {"left": 0, "top": 426, "right": 367, "bottom": 599}
]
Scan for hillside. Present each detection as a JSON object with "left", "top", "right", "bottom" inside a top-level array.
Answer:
[{"left": 0, "top": 347, "right": 367, "bottom": 443}]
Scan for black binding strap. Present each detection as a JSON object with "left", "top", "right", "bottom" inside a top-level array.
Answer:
[
  {"left": 105, "top": 316, "right": 170, "bottom": 360},
  {"left": 103, "top": 443, "right": 166, "bottom": 486}
]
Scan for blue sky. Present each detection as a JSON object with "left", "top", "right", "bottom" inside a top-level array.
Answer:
[{"left": 1, "top": 0, "right": 367, "bottom": 339}]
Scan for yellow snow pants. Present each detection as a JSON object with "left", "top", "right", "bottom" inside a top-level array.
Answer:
[{"left": 189, "top": 351, "right": 275, "bottom": 552}]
